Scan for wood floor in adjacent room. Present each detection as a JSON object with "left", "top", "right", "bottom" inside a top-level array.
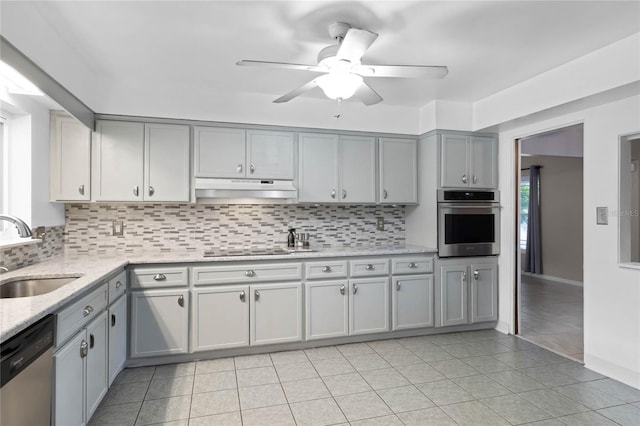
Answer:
[{"left": 519, "top": 274, "right": 584, "bottom": 362}]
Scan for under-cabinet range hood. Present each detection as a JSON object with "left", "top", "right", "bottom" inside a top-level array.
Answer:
[{"left": 195, "top": 178, "right": 297, "bottom": 204}]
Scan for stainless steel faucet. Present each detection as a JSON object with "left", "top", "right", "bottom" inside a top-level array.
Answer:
[{"left": 0, "top": 214, "right": 33, "bottom": 238}]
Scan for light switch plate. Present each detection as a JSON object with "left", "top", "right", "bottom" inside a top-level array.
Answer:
[
  {"left": 112, "top": 220, "right": 124, "bottom": 236},
  {"left": 596, "top": 207, "right": 608, "bottom": 225}
]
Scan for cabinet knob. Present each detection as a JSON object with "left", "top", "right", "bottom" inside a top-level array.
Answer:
[
  {"left": 462, "top": 271, "right": 467, "bottom": 282},
  {"left": 473, "top": 270, "right": 479, "bottom": 280},
  {"left": 89, "top": 333, "right": 95, "bottom": 349},
  {"left": 340, "top": 285, "right": 345, "bottom": 295},
  {"left": 133, "top": 186, "right": 139, "bottom": 197},
  {"left": 396, "top": 282, "right": 401, "bottom": 291},
  {"left": 331, "top": 189, "right": 336, "bottom": 199},
  {"left": 462, "top": 175, "right": 468, "bottom": 184},
  {"left": 250, "top": 164, "right": 255, "bottom": 174},
  {"left": 239, "top": 290, "right": 246, "bottom": 302},
  {"left": 78, "top": 184, "right": 85, "bottom": 195},
  {"left": 178, "top": 295, "right": 184, "bottom": 307},
  {"left": 342, "top": 189, "right": 347, "bottom": 199},
  {"left": 80, "top": 339, "right": 88, "bottom": 358},
  {"left": 254, "top": 290, "right": 260, "bottom": 301},
  {"left": 153, "top": 274, "right": 167, "bottom": 281},
  {"left": 115, "top": 281, "right": 122, "bottom": 288},
  {"left": 82, "top": 305, "right": 93, "bottom": 317},
  {"left": 322, "top": 266, "right": 332, "bottom": 273},
  {"left": 352, "top": 284, "right": 358, "bottom": 294},
  {"left": 111, "top": 314, "right": 116, "bottom": 327},
  {"left": 149, "top": 186, "right": 155, "bottom": 196},
  {"left": 472, "top": 175, "right": 477, "bottom": 184},
  {"left": 365, "top": 264, "right": 375, "bottom": 271},
  {"left": 244, "top": 270, "right": 255, "bottom": 277},
  {"left": 383, "top": 190, "right": 388, "bottom": 199},
  {"left": 408, "top": 262, "right": 418, "bottom": 268},
  {"left": 237, "top": 164, "right": 243, "bottom": 173}
]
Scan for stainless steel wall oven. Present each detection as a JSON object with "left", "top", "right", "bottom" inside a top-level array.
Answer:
[{"left": 437, "top": 190, "right": 500, "bottom": 257}]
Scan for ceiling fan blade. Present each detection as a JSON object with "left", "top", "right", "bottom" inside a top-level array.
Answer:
[
  {"left": 354, "top": 81, "right": 382, "bottom": 106},
  {"left": 273, "top": 78, "right": 319, "bottom": 103},
  {"left": 237, "top": 60, "right": 325, "bottom": 73},
  {"left": 356, "top": 65, "right": 448, "bottom": 79},
  {"left": 336, "top": 28, "right": 378, "bottom": 63}
]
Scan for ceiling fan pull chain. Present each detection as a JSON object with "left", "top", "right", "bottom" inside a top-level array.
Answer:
[{"left": 334, "top": 99, "right": 343, "bottom": 119}]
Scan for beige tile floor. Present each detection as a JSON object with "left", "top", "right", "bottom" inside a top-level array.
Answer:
[
  {"left": 519, "top": 275, "right": 584, "bottom": 362},
  {"left": 89, "top": 330, "right": 640, "bottom": 426}
]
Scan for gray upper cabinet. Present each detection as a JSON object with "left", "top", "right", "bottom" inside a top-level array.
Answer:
[
  {"left": 379, "top": 138, "right": 418, "bottom": 204},
  {"left": 93, "top": 121, "right": 190, "bottom": 202},
  {"left": 194, "top": 127, "right": 294, "bottom": 180},
  {"left": 440, "top": 133, "right": 498, "bottom": 189},
  {"left": 340, "top": 135, "right": 377, "bottom": 203},
  {"left": 50, "top": 112, "right": 91, "bottom": 201}
]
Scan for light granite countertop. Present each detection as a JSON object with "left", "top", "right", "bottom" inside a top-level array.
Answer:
[{"left": 0, "top": 245, "right": 435, "bottom": 343}]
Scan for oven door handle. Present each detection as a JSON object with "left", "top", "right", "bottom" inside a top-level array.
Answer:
[{"left": 438, "top": 203, "right": 501, "bottom": 209}]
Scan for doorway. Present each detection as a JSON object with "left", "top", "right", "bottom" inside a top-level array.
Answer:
[{"left": 516, "top": 124, "right": 584, "bottom": 362}]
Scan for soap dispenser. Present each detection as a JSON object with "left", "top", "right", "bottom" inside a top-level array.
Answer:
[{"left": 287, "top": 228, "right": 296, "bottom": 248}]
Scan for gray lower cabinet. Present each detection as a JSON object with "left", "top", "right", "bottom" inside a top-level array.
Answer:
[
  {"left": 250, "top": 283, "right": 303, "bottom": 345},
  {"left": 349, "top": 278, "right": 390, "bottom": 335},
  {"left": 439, "top": 258, "right": 498, "bottom": 327},
  {"left": 305, "top": 280, "right": 349, "bottom": 340},
  {"left": 392, "top": 274, "right": 434, "bottom": 330},
  {"left": 108, "top": 295, "right": 127, "bottom": 385}
]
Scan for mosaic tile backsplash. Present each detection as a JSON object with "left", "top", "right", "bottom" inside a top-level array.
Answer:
[
  {"left": 64, "top": 204, "right": 406, "bottom": 255},
  {"left": 0, "top": 225, "right": 65, "bottom": 270}
]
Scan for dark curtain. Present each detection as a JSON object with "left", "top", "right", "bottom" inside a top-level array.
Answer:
[{"left": 524, "top": 165, "right": 542, "bottom": 273}]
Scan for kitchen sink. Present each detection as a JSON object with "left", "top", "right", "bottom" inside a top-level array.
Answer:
[{"left": 0, "top": 275, "right": 82, "bottom": 298}]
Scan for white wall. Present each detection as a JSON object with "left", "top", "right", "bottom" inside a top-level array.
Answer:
[{"left": 498, "top": 94, "right": 640, "bottom": 388}]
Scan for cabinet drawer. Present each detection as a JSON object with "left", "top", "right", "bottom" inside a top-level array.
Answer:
[
  {"left": 130, "top": 267, "right": 188, "bottom": 289},
  {"left": 108, "top": 270, "right": 126, "bottom": 304},
  {"left": 350, "top": 258, "right": 389, "bottom": 277},
  {"left": 57, "top": 283, "right": 107, "bottom": 347},
  {"left": 192, "top": 263, "right": 302, "bottom": 285},
  {"left": 305, "top": 261, "right": 348, "bottom": 279},
  {"left": 392, "top": 257, "right": 434, "bottom": 275}
]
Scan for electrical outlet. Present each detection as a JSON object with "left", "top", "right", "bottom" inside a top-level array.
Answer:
[
  {"left": 596, "top": 207, "right": 608, "bottom": 225},
  {"left": 112, "top": 220, "right": 124, "bottom": 236},
  {"left": 376, "top": 217, "right": 385, "bottom": 231}
]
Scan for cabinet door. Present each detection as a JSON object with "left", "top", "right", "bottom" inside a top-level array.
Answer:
[
  {"left": 130, "top": 289, "right": 189, "bottom": 358},
  {"left": 86, "top": 311, "right": 108, "bottom": 422},
  {"left": 250, "top": 283, "right": 302, "bottom": 345},
  {"left": 192, "top": 285, "right": 249, "bottom": 351},
  {"left": 108, "top": 295, "right": 127, "bottom": 386},
  {"left": 298, "top": 133, "right": 339, "bottom": 202},
  {"left": 51, "top": 114, "right": 91, "bottom": 201},
  {"left": 340, "top": 136, "right": 376, "bottom": 203},
  {"left": 469, "top": 136, "right": 498, "bottom": 189},
  {"left": 194, "top": 127, "right": 245, "bottom": 178},
  {"left": 470, "top": 263, "right": 498, "bottom": 323},
  {"left": 379, "top": 138, "right": 417, "bottom": 204},
  {"left": 349, "top": 278, "right": 390, "bottom": 335},
  {"left": 145, "top": 123, "right": 190, "bottom": 201},
  {"left": 392, "top": 275, "right": 434, "bottom": 331},
  {"left": 54, "top": 330, "right": 85, "bottom": 426},
  {"left": 305, "top": 280, "right": 349, "bottom": 340},
  {"left": 440, "top": 265, "right": 468, "bottom": 326},
  {"left": 247, "top": 130, "right": 294, "bottom": 179},
  {"left": 93, "top": 121, "right": 144, "bottom": 201},
  {"left": 440, "top": 134, "right": 470, "bottom": 188}
]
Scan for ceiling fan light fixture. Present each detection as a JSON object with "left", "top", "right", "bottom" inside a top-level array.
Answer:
[{"left": 317, "top": 71, "right": 362, "bottom": 100}]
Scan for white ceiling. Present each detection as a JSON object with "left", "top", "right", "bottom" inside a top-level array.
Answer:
[{"left": 2, "top": 1, "right": 639, "bottom": 113}]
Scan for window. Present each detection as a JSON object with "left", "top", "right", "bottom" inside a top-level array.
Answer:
[
  {"left": 520, "top": 175, "right": 530, "bottom": 250},
  {"left": 619, "top": 134, "right": 640, "bottom": 265}
]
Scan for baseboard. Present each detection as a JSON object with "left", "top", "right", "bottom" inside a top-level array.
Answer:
[
  {"left": 522, "top": 272, "right": 583, "bottom": 287},
  {"left": 495, "top": 320, "right": 511, "bottom": 335},
  {"left": 584, "top": 353, "right": 640, "bottom": 390}
]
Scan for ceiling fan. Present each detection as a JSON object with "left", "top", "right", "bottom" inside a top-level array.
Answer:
[{"left": 237, "top": 22, "right": 448, "bottom": 106}]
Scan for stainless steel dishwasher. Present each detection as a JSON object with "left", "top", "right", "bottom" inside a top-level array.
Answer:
[{"left": 1, "top": 315, "right": 55, "bottom": 426}]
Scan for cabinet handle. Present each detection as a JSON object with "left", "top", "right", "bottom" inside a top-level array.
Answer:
[
  {"left": 153, "top": 274, "right": 166, "bottom": 281},
  {"left": 89, "top": 334, "right": 95, "bottom": 349},
  {"left": 250, "top": 164, "right": 255, "bottom": 174},
  {"left": 133, "top": 186, "right": 139, "bottom": 197},
  {"left": 237, "top": 164, "right": 243, "bottom": 173},
  {"left": 115, "top": 281, "right": 122, "bottom": 288},
  {"left": 80, "top": 339, "right": 88, "bottom": 358},
  {"left": 331, "top": 189, "right": 336, "bottom": 199},
  {"left": 244, "top": 270, "right": 255, "bottom": 277},
  {"left": 473, "top": 270, "right": 479, "bottom": 280},
  {"left": 111, "top": 314, "right": 116, "bottom": 327},
  {"left": 353, "top": 284, "right": 358, "bottom": 294},
  {"left": 82, "top": 305, "right": 93, "bottom": 317},
  {"left": 340, "top": 285, "right": 345, "bottom": 295},
  {"left": 472, "top": 175, "right": 477, "bottom": 184},
  {"left": 239, "top": 290, "right": 246, "bottom": 302},
  {"left": 462, "top": 175, "right": 468, "bottom": 184},
  {"left": 78, "top": 184, "right": 85, "bottom": 195},
  {"left": 408, "top": 262, "right": 418, "bottom": 268},
  {"left": 178, "top": 295, "right": 184, "bottom": 307},
  {"left": 396, "top": 282, "right": 401, "bottom": 291},
  {"left": 342, "top": 189, "right": 347, "bottom": 199},
  {"left": 365, "top": 264, "right": 375, "bottom": 271},
  {"left": 322, "top": 266, "right": 332, "bottom": 273},
  {"left": 149, "top": 186, "right": 155, "bottom": 196},
  {"left": 254, "top": 290, "right": 260, "bottom": 301},
  {"left": 383, "top": 190, "right": 388, "bottom": 199}
]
